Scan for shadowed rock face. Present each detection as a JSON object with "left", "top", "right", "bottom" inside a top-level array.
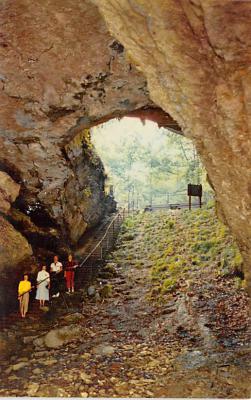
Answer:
[{"left": 94, "top": 0, "right": 251, "bottom": 291}]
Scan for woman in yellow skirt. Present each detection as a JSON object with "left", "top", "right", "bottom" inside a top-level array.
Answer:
[{"left": 18, "top": 273, "right": 32, "bottom": 318}]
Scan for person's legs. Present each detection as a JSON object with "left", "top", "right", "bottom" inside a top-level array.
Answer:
[
  {"left": 51, "top": 272, "right": 59, "bottom": 297},
  {"left": 23, "top": 293, "right": 29, "bottom": 317},
  {"left": 50, "top": 273, "right": 55, "bottom": 295},
  {"left": 66, "top": 271, "right": 71, "bottom": 292},
  {"left": 71, "top": 271, "right": 75, "bottom": 292},
  {"left": 57, "top": 271, "right": 65, "bottom": 295},
  {"left": 19, "top": 297, "right": 24, "bottom": 317},
  {"left": 55, "top": 276, "right": 59, "bottom": 295}
]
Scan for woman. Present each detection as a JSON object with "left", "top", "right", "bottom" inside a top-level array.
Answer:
[
  {"left": 18, "top": 273, "right": 32, "bottom": 318},
  {"left": 64, "top": 254, "right": 77, "bottom": 293},
  {"left": 36, "top": 265, "right": 50, "bottom": 307}
]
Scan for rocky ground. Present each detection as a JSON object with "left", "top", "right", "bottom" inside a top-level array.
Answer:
[{"left": 0, "top": 208, "right": 250, "bottom": 398}]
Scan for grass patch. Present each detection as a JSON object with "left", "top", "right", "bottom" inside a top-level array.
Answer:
[{"left": 113, "top": 206, "right": 243, "bottom": 302}]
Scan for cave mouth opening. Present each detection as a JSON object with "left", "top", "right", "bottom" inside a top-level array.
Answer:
[
  {"left": 90, "top": 115, "right": 213, "bottom": 211},
  {"left": 86, "top": 114, "right": 245, "bottom": 314}
]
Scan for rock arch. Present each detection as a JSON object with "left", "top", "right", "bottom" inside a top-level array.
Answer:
[{"left": 0, "top": 0, "right": 250, "bottom": 302}]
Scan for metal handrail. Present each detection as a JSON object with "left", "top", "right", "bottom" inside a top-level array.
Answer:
[{"left": 77, "top": 210, "right": 125, "bottom": 269}]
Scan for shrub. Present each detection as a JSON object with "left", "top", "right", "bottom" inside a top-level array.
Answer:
[
  {"left": 233, "top": 251, "right": 243, "bottom": 269},
  {"left": 168, "top": 221, "right": 175, "bottom": 229},
  {"left": 100, "top": 284, "right": 113, "bottom": 298},
  {"left": 192, "top": 240, "right": 215, "bottom": 254},
  {"left": 122, "top": 233, "right": 135, "bottom": 241},
  {"left": 161, "top": 277, "right": 177, "bottom": 294}
]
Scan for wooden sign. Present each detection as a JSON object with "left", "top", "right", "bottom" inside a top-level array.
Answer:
[
  {"left": 187, "top": 184, "right": 202, "bottom": 197},
  {"left": 187, "top": 184, "right": 202, "bottom": 210}
]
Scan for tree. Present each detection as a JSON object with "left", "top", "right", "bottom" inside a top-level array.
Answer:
[{"left": 91, "top": 118, "right": 213, "bottom": 208}]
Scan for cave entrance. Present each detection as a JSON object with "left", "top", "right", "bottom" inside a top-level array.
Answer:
[{"left": 91, "top": 115, "right": 213, "bottom": 211}]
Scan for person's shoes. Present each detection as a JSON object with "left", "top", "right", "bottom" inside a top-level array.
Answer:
[
  {"left": 66, "top": 290, "right": 71, "bottom": 294},
  {"left": 52, "top": 292, "right": 60, "bottom": 298},
  {"left": 71, "top": 288, "right": 74, "bottom": 293}
]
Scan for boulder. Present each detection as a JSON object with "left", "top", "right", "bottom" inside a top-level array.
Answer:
[
  {"left": 61, "top": 312, "right": 85, "bottom": 324},
  {"left": 79, "top": 371, "right": 92, "bottom": 384},
  {"left": 23, "top": 335, "right": 39, "bottom": 344},
  {"left": 41, "top": 358, "right": 57, "bottom": 366},
  {"left": 33, "top": 337, "right": 45, "bottom": 348},
  {"left": 0, "top": 215, "right": 32, "bottom": 312},
  {"left": 87, "top": 286, "right": 96, "bottom": 296},
  {"left": 12, "top": 361, "right": 29, "bottom": 371},
  {"left": 36, "top": 384, "right": 64, "bottom": 397},
  {"left": 33, "top": 367, "right": 42, "bottom": 375},
  {"left": 92, "top": 344, "right": 115, "bottom": 356},
  {"left": 27, "top": 382, "right": 40, "bottom": 396},
  {"left": 0, "top": 216, "right": 32, "bottom": 273},
  {"left": 43, "top": 324, "right": 84, "bottom": 349},
  {"left": 80, "top": 392, "right": 89, "bottom": 398},
  {"left": 0, "top": 171, "right": 20, "bottom": 214}
]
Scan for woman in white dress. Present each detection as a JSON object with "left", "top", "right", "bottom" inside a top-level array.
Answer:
[{"left": 36, "top": 265, "right": 50, "bottom": 307}]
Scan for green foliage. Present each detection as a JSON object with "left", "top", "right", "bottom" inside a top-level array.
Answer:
[
  {"left": 161, "top": 277, "right": 177, "bottom": 294},
  {"left": 168, "top": 221, "right": 175, "bottom": 229},
  {"left": 100, "top": 284, "right": 113, "bottom": 298},
  {"left": 205, "top": 199, "right": 215, "bottom": 209},
  {"left": 219, "top": 244, "right": 243, "bottom": 276},
  {"left": 112, "top": 206, "right": 243, "bottom": 306},
  {"left": 122, "top": 233, "right": 135, "bottom": 241},
  {"left": 192, "top": 240, "right": 215, "bottom": 254},
  {"left": 122, "top": 216, "right": 137, "bottom": 230},
  {"left": 91, "top": 119, "right": 214, "bottom": 208},
  {"left": 233, "top": 277, "right": 243, "bottom": 290}
]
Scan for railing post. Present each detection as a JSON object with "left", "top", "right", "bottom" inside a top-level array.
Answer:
[{"left": 100, "top": 245, "right": 103, "bottom": 260}]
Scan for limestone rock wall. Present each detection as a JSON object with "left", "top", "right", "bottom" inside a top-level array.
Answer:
[
  {"left": 0, "top": 0, "right": 149, "bottom": 263},
  {"left": 94, "top": 0, "right": 251, "bottom": 290}
]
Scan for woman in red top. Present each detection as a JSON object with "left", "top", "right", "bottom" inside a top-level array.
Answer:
[{"left": 64, "top": 254, "right": 77, "bottom": 293}]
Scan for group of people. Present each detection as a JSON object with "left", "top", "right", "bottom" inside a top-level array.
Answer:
[{"left": 18, "top": 254, "right": 78, "bottom": 318}]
